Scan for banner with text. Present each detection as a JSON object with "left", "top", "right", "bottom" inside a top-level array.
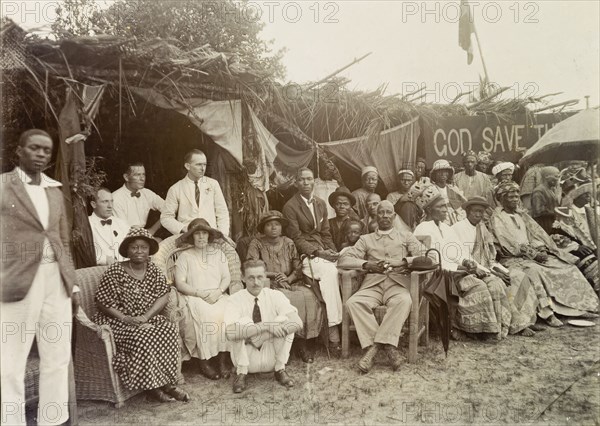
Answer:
[{"left": 421, "top": 113, "right": 575, "bottom": 166}]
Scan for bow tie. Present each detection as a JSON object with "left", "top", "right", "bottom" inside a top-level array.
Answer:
[
  {"left": 130, "top": 191, "right": 141, "bottom": 198},
  {"left": 100, "top": 219, "right": 112, "bottom": 226}
]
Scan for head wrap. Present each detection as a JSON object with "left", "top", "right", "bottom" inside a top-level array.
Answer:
[
  {"left": 477, "top": 151, "right": 492, "bottom": 163},
  {"left": 462, "top": 150, "right": 477, "bottom": 161},
  {"left": 361, "top": 166, "right": 378, "bottom": 177},
  {"left": 494, "top": 181, "right": 520, "bottom": 201},
  {"left": 492, "top": 162, "right": 515, "bottom": 176}
]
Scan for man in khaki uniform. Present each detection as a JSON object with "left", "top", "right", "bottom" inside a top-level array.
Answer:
[{"left": 338, "top": 201, "right": 427, "bottom": 373}]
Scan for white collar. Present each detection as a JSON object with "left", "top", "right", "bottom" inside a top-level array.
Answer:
[
  {"left": 15, "top": 166, "right": 61, "bottom": 188},
  {"left": 91, "top": 212, "right": 114, "bottom": 222},
  {"left": 300, "top": 193, "right": 315, "bottom": 204}
]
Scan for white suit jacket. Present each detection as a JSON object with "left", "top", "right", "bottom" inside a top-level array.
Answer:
[
  {"left": 160, "top": 175, "right": 230, "bottom": 235},
  {"left": 89, "top": 213, "right": 130, "bottom": 265}
]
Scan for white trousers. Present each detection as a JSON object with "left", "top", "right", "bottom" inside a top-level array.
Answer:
[
  {"left": 1, "top": 262, "right": 72, "bottom": 426},
  {"left": 301, "top": 257, "right": 342, "bottom": 326},
  {"left": 229, "top": 316, "right": 294, "bottom": 375}
]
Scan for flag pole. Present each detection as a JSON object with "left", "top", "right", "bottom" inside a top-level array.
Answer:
[{"left": 472, "top": 22, "right": 490, "bottom": 84}]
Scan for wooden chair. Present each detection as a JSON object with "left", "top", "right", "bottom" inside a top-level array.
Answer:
[
  {"left": 73, "top": 265, "right": 183, "bottom": 407},
  {"left": 339, "top": 236, "right": 433, "bottom": 362}
]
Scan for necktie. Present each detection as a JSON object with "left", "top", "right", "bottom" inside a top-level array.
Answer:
[
  {"left": 130, "top": 191, "right": 141, "bottom": 198},
  {"left": 100, "top": 219, "right": 112, "bottom": 226},
  {"left": 252, "top": 297, "right": 262, "bottom": 323},
  {"left": 194, "top": 180, "right": 200, "bottom": 207}
]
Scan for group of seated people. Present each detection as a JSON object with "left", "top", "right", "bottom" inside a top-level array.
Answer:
[{"left": 87, "top": 148, "right": 600, "bottom": 402}]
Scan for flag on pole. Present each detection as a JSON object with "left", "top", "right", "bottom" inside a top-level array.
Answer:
[{"left": 459, "top": 0, "right": 474, "bottom": 64}]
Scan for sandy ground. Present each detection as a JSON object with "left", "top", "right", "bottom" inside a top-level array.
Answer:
[{"left": 73, "top": 320, "right": 600, "bottom": 425}]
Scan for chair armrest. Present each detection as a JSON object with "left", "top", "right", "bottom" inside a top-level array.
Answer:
[
  {"left": 338, "top": 269, "right": 362, "bottom": 303},
  {"left": 74, "top": 310, "right": 117, "bottom": 355},
  {"left": 162, "top": 287, "right": 185, "bottom": 323}
]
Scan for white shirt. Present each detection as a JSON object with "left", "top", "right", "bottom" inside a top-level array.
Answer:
[
  {"left": 224, "top": 288, "right": 297, "bottom": 327},
  {"left": 414, "top": 220, "right": 466, "bottom": 271},
  {"left": 88, "top": 212, "right": 130, "bottom": 265},
  {"left": 300, "top": 193, "right": 317, "bottom": 226},
  {"left": 15, "top": 167, "right": 62, "bottom": 263},
  {"left": 112, "top": 184, "right": 164, "bottom": 228}
]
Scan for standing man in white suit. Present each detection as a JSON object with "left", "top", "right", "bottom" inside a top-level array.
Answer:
[{"left": 161, "top": 149, "right": 230, "bottom": 236}]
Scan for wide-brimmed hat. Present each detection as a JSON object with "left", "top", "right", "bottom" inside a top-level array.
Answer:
[
  {"left": 462, "top": 196, "right": 491, "bottom": 211},
  {"left": 430, "top": 160, "right": 454, "bottom": 181},
  {"left": 328, "top": 186, "right": 356, "bottom": 207},
  {"left": 570, "top": 182, "right": 594, "bottom": 201},
  {"left": 118, "top": 227, "right": 159, "bottom": 258},
  {"left": 257, "top": 210, "right": 289, "bottom": 233},
  {"left": 177, "top": 218, "right": 223, "bottom": 246},
  {"left": 410, "top": 256, "right": 439, "bottom": 271}
]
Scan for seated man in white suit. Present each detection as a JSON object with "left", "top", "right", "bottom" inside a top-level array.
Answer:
[
  {"left": 161, "top": 149, "right": 230, "bottom": 236},
  {"left": 89, "top": 187, "right": 130, "bottom": 265}
]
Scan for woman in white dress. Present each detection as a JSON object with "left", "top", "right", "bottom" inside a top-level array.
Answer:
[{"left": 175, "top": 218, "right": 231, "bottom": 380}]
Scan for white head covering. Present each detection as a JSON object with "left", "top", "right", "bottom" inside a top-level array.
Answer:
[
  {"left": 361, "top": 166, "right": 378, "bottom": 177},
  {"left": 397, "top": 169, "right": 415, "bottom": 178},
  {"left": 492, "top": 162, "right": 515, "bottom": 176}
]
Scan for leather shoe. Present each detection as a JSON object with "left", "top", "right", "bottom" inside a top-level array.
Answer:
[
  {"left": 161, "top": 384, "right": 191, "bottom": 402},
  {"left": 384, "top": 344, "right": 402, "bottom": 371},
  {"left": 232, "top": 373, "right": 246, "bottom": 393},
  {"left": 198, "top": 359, "right": 221, "bottom": 380},
  {"left": 297, "top": 339, "right": 314, "bottom": 363},
  {"left": 357, "top": 344, "right": 379, "bottom": 373},
  {"left": 274, "top": 369, "right": 294, "bottom": 388}
]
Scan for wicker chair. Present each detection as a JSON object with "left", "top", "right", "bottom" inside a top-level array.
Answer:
[
  {"left": 153, "top": 234, "right": 243, "bottom": 361},
  {"left": 73, "top": 265, "right": 183, "bottom": 407},
  {"left": 339, "top": 236, "right": 433, "bottom": 362}
]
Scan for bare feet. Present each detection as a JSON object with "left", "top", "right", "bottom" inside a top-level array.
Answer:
[
  {"left": 546, "top": 315, "right": 564, "bottom": 327},
  {"left": 519, "top": 327, "right": 536, "bottom": 337}
]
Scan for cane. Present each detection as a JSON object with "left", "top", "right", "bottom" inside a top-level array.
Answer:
[{"left": 301, "top": 253, "right": 331, "bottom": 359}]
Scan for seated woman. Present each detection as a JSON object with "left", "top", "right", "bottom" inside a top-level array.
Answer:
[
  {"left": 174, "top": 218, "right": 231, "bottom": 380},
  {"left": 413, "top": 184, "right": 510, "bottom": 340},
  {"left": 246, "top": 211, "right": 323, "bottom": 363},
  {"left": 489, "top": 182, "right": 599, "bottom": 322},
  {"left": 94, "top": 228, "right": 189, "bottom": 403}
]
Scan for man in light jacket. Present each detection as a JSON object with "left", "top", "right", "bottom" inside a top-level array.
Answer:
[{"left": 161, "top": 149, "right": 230, "bottom": 235}]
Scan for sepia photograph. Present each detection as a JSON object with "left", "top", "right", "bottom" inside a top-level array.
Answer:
[{"left": 1, "top": 1, "right": 599, "bottom": 424}]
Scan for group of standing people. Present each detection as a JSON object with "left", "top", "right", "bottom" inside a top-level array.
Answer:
[{"left": 3, "top": 129, "right": 600, "bottom": 423}]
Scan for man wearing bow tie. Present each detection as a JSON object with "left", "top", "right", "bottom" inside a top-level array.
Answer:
[
  {"left": 89, "top": 188, "right": 130, "bottom": 265},
  {"left": 112, "top": 162, "right": 165, "bottom": 235},
  {"left": 161, "top": 149, "right": 230, "bottom": 236}
]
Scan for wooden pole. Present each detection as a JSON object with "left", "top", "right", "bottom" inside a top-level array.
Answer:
[
  {"left": 591, "top": 161, "right": 600, "bottom": 286},
  {"left": 472, "top": 22, "right": 490, "bottom": 84},
  {"left": 306, "top": 52, "right": 372, "bottom": 90}
]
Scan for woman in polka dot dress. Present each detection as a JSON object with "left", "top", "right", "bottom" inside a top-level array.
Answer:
[{"left": 94, "top": 227, "right": 189, "bottom": 403}]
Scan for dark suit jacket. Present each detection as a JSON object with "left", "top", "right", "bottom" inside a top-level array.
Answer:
[
  {"left": 1, "top": 169, "right": 76, "bottom": 302},
  {"left": 282, "top": 193, "right": 336, "bottom": 256}
]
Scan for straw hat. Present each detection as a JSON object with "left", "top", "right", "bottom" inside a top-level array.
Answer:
[
  {"left": 118, "top": 227, "right": 159, "bottom": 258},
  {"left": 257, "top": 210, "right": 289, "bottom": 233}
]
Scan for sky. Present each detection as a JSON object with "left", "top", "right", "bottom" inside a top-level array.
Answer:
[{"left": 3, "top": 0, "right": 599, "bottom": 107}]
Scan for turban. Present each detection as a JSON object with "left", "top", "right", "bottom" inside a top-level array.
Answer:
[
  {"left": 477, "top": 151, "right": 492, "bottom": 163},
  {"left": 492, "top": 162, "right": 515, "bottom": 176},
  {"left": 408, "top": 183, "right": 443, "bottom": 210}
]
